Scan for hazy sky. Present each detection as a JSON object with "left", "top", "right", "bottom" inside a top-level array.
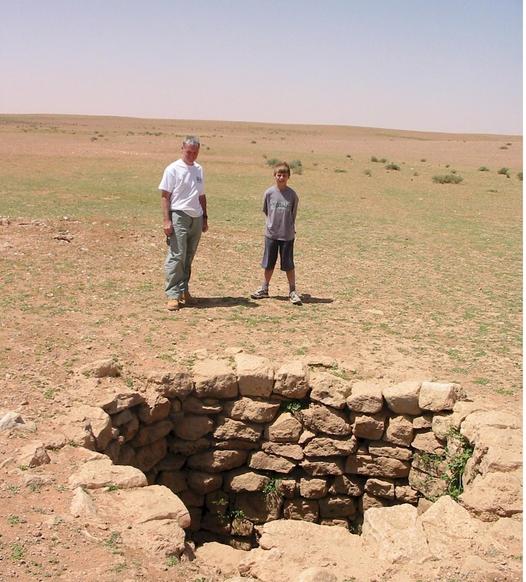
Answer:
[{"left": 1, "top": 0, "right": 522, "bottom": 134}]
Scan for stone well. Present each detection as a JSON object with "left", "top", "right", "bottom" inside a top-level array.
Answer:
[{"left": 58, "top": 355, "right": 484, "bottom": 552}]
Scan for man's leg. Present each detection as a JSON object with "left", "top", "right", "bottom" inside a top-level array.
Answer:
[
  {"left": 182, "top": 216, "right": 202, "bottom": 294},
  {"left": 164, "top": 212, "right": 190, "bottom": 300}
]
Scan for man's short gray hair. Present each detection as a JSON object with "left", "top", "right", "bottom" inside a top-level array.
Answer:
[{"left": 183, "top": 135, "right": 200, "bottom": 147}]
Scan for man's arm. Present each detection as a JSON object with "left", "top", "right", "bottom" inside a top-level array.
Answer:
[
  {"left": 199, "top": 194, "right": 208, "bottom": 233},
  {"left": 161, "top": 190, "right": 173, "bottom": 236}
]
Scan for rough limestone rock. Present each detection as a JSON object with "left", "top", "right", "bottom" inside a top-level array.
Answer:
[
  {"left": 182, "top": 396, "right": 223, "bottom": 415},
  {"left": 297, "top": 567, "right": 338, "bottom": 582},
  {"left": 368, "top": 441, "right": 413, "bottom": 461},
  {"left": 468, "top": 426, "right": 522, "bottom": 478},
  {"left": 187, "top": 450, "right": 248, "bottom": 473},
  {"left": 418, "top": 496, "right": 481, "bottom": 558},
  {"left": 70, "top": 487, "right": 97, "bottom": 517},
  {"left": 384, "top": 414, "right": 414, "bottom": 446},
  {"left": 238, "top": 520, "right": 371, "bottom": 582},
  {"left": 147, "top": 369, "right": 194, "bottom": 400},
  {"left": 78, "top": 358, "right": 122, "bottom": 378},
  {"left": 301, "top": 459, "right": 345, "bottom": 476},
  {"left": 300, "top": 404, "right": 352, "bottom": 436},
  {"left": 382, "top": 381, "right": 422, "bottom": 415},
  {"left": 132, "top": 419, "right": 173, "bottom": 447},
  {"left": 18, "top": 441, "right": 51, "bottom": 468},
  {"left": 352, "top": 412, "right": 385, "bottom": 439},
  {"left": 107, "top": 484, "right": 191, "bottom": 528},
  {"left": 137, "top": 391, "right": 171, "bottom": 424},
  {"left": 121, "top": 518, "right": 187, "bottom": 558},
  {"left": 273, "top": 360, "right": 310, "bottom": 398},
  {"left": 173, "top": 414, "right": 214, "bottom": 441},
  {"left": 261, "top": 442, "right": 303, "bottom": 461},
  {"left": 309, "top": 370, "right": 350, "bottom": 410},
  {"left": 0, "top": 411, "right": 25, "bottom": 432},
  {"left": 193, "top": 359, "right": 238, "bottom": 399},
  {"left": 195, "top": 542, "right": 247, "bottom": 578},
  {"left": 460, "top": 410, "right": 521, "bottom": 444},
  {"left": 418, "top": 381, "right": 458, "bottom": 411},
  {"left": 235, "top": 353, "right": 274, "bottom": 397},
  {"left": 283, "top": 498, "right": 319, "bottom": 522},
  {"left": 134, "top": 437, "right": 168, "bottom": 473},
  {"left": 97, "top": 389, "right": 145, "bottom": 415},
  {"left": 303, "top": 437, "right": 355, "bottom": 457},
  {"left": 186, "top": 471, "right": 223, "bottom": 494},
  {"left": 234, "top": 492, "right": 283, "bottom": 524},
  {"left": 346, "top": 454, "right": 410, "bottom": 479},
  {"left": 265, "top": 412, "right": 303, "bottom": 442},
  {"left": 411, "top": 431, "right": 445, "bottom": 454},
  {"left": 213, "top": 416, "right": 263, "bottom": 442},
  {"left": 224, "top": 469, "right": 270, "bottom": 492},
  {"left": 224, "top": 397, "right": 281, "bottom": 424},
  {"left": 459, "top": 470, "right": 523, "bottom": 521},
  {"left": 68, "top": 457, "right": 147, "bottom": 489},
  {"left": 299, "top": 477, "right": 328, "bottom": 499},
  {"left": 249, "top": 451, "right": 296, "bottom": 474},
  {"left": 56, "top": 405, "right": 113, "bottom": 450},
  {"left": 362, "top": 504, "right": 432, "bottom": 563},
  {"left": 347, "top": 381, "right": 384, "bottom": 414}
]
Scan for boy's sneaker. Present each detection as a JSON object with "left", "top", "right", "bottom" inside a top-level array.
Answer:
[
  {"left": 251, "top": 287, "right": 269, "bottom": 299},
  {"left": 289, "top": 290, "right": 302, "bottom": 305}
]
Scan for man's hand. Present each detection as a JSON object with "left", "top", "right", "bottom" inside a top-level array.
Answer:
[{"left": 163, "top": 220, "right": 173, "bottom": 236}]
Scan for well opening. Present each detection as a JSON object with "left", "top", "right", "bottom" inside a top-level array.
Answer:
[{"left": 95, "top": 356, "right": 463, "bottom": 550}]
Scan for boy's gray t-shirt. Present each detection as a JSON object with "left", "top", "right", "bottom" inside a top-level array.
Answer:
[{"left": 263, "top": 185, "right": 298, "bottom": 241}]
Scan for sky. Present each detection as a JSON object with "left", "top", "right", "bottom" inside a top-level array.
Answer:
[{"left": 0, "top": 0, "right": 523, "bottom": 134}]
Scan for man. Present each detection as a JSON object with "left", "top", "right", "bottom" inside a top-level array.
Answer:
[{"left": 159, "top": 136, "right": 208, "bottom": 311}]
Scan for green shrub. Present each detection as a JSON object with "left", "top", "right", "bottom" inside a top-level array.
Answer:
[
  {"left": 334, "top": 168, "right": 347, "bottom": 173},
  {"left": 370, "top": 156, "right": 379, "bottom": 162},
  {"left": 432, "top": 174, "right": 464, "bottom": 184},
  {"left": 478, "top": 166, "right": 490, "bottom": 172},
  {"left": 289, "top": 159, "right": 303, "bottom": 175},
  {"left": 518, "top": 171, "right": 523, "bottom": 181},
  {"left": 266, "top": 158, "right": 280, "bottom": 167},
  {"left": 497, "top": 167, "right": 510, "bottom": 177},
  {"left": 364, "top": 169, "right": 372, "bottom": 177},
  {"left": 385, "top": 163, "right": 400, "bottom": 171}
]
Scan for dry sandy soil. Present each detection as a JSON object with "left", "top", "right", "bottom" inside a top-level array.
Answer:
[{"left": 0, "top": 115, "right": 522, "bottom": 580}]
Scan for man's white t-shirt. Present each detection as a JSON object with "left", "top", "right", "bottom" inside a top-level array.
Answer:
[{"left": 159, "top": 159, "right": 204, "bottom": 217}]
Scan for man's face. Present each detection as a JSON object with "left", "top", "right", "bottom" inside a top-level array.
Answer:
[{"left": 181, "top": 143, "right": 200, "bottom": 165}]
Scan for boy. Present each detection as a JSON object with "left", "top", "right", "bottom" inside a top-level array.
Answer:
[{"left": 251, "top": 162, "right": 302, "bottom": 305}]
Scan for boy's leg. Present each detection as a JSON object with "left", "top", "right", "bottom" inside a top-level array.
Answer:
[
  {"left": 286, "top": 268, "right": 296, "bottom": 292},
  {"left": 252, "top": 238, "right": 277, "bottom": 298}
]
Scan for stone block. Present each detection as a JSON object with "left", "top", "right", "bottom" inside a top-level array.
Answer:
[
  {"left": 309, "top": 370, "right": 350, "bottom": 409},
  {"left": 147, "top": 370, "right": 194, "bottom": 400},
  {"left": 264, "top": 412, "right": 302, "bottom": 442},
  {"left": 345, "top": 454, "right": 410, "bottom": 479},
  {"left": 224, "top": 468, "right": 270, "bottom": 492},
  {"left": 157, "top": 470, "right": 187, "bottom": 493},
  {"left": 134, "top": 437, "right": 168, "bottom": 473},
  {"left": 365, "top": 478, "right": 395, "bottom": 499},
  {"left": 224, "top": 397, "right": 281, "bottom": 424},
  {"left": 382, "top": 381, "right": 422, "bottom": 415},
  {"left": 301, "top": 458, "right": 345, "bottom": 476},
  {"left": 319, "top": 496, "right": 357, "bottom": 518},
  {"left": 182, "top": 396, "right": 223, "bottom": 415},
  {"left": 299, "top": 477, "right": 328, "bottom": 499},
  {"left": 300, "top": 404, "right": 352, "bottom": 437},
  {"left": 69, "top": 457, "right": 147, "bottom": 490},
  {"left": 234, "top": 492, "right": 283, "bottom": 524},
  {"left": 173, "top": 414, "right": 214, "bottom": 441},
  {"left": 283, "top": 498, "right": 319, "bottom": 522},
  {"left": 303, "top": 437, "right": 356, "bottom": 457},
  {"left": 419, "top": 381, "right": 458, "bottom": 412},
  {"left": 193, "top": 359, "right": 238, "bottom": 399},
  {"left": 273, "top": 360, "right": 310, "bottom": 398},
  {"left": 352, "top": 412, "right": 385, "bottom": 440},
  {"left": 411, "top": 431, "right": 445, "bottom": 454},
  {"left": 368, "top": 441, "right": 412, "bottom": 461},
  {"left": 408, "top": 467, "right": 447, "bottom": 499},
  {"left": 213, "top": 416, "right": 263, "bottom": 442},
  {"left": 261, "top": 442, "right": 304, "bottom": 461},
  {"left": 187, "top": 471, "right": 223, "bottom": 494},
  {"left": 384, "top": 414, "right": 414, "bottom": 446},
  {"left": 329, "top": 474, "right": 364, "bottom": 496},
  {"left": 346, "top": 381, "right": 384, "bottom": 414},
  {"left": 235, "top": 353, "right": 274, "bottom": 397},
  {"left": 187, "top": 449, "right": 248, "bottom": 473},
  {"left": 249, "top": 451, "right": 296, "bottom": 474}
]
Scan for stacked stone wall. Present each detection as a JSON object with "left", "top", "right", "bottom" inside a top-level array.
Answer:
[{"left": 90, "top": 355, "right": 461, "bottom": 549}]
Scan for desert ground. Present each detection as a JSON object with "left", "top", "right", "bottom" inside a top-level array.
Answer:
[{"left": 0, "top": 114, "right": 522, "bottom": 580}]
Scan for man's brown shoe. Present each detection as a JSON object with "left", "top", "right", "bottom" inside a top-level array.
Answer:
[
  {"left": 181, "top": 291, "right": 196, "bottom": 305},
  {"left": 166, "top": 298, "right": 180, "bottom": 311}
]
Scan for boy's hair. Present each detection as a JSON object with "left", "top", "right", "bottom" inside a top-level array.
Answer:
[{"left": 273, "top": 162, "right": 291, "bottom": 176}]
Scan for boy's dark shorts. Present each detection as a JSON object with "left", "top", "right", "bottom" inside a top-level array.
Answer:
[{"left": 261, "top": 237, "right": 295, "bottom": 271}]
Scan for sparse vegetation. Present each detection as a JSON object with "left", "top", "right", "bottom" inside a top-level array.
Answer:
[
  {"left": 497, "top": 167, "right": 511, "bottom": 177},
  {"left": 289, "top": 159, "right": 303, "bottom": 175},
  {"left": 478, "top": 166, "right": 490, "bottom": 171},
  {"left": 432, "top": 174, "right": 463, "bottom": 184},
  {"left": 385, "top": 162, "right": 400, "bottom": 171}
]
